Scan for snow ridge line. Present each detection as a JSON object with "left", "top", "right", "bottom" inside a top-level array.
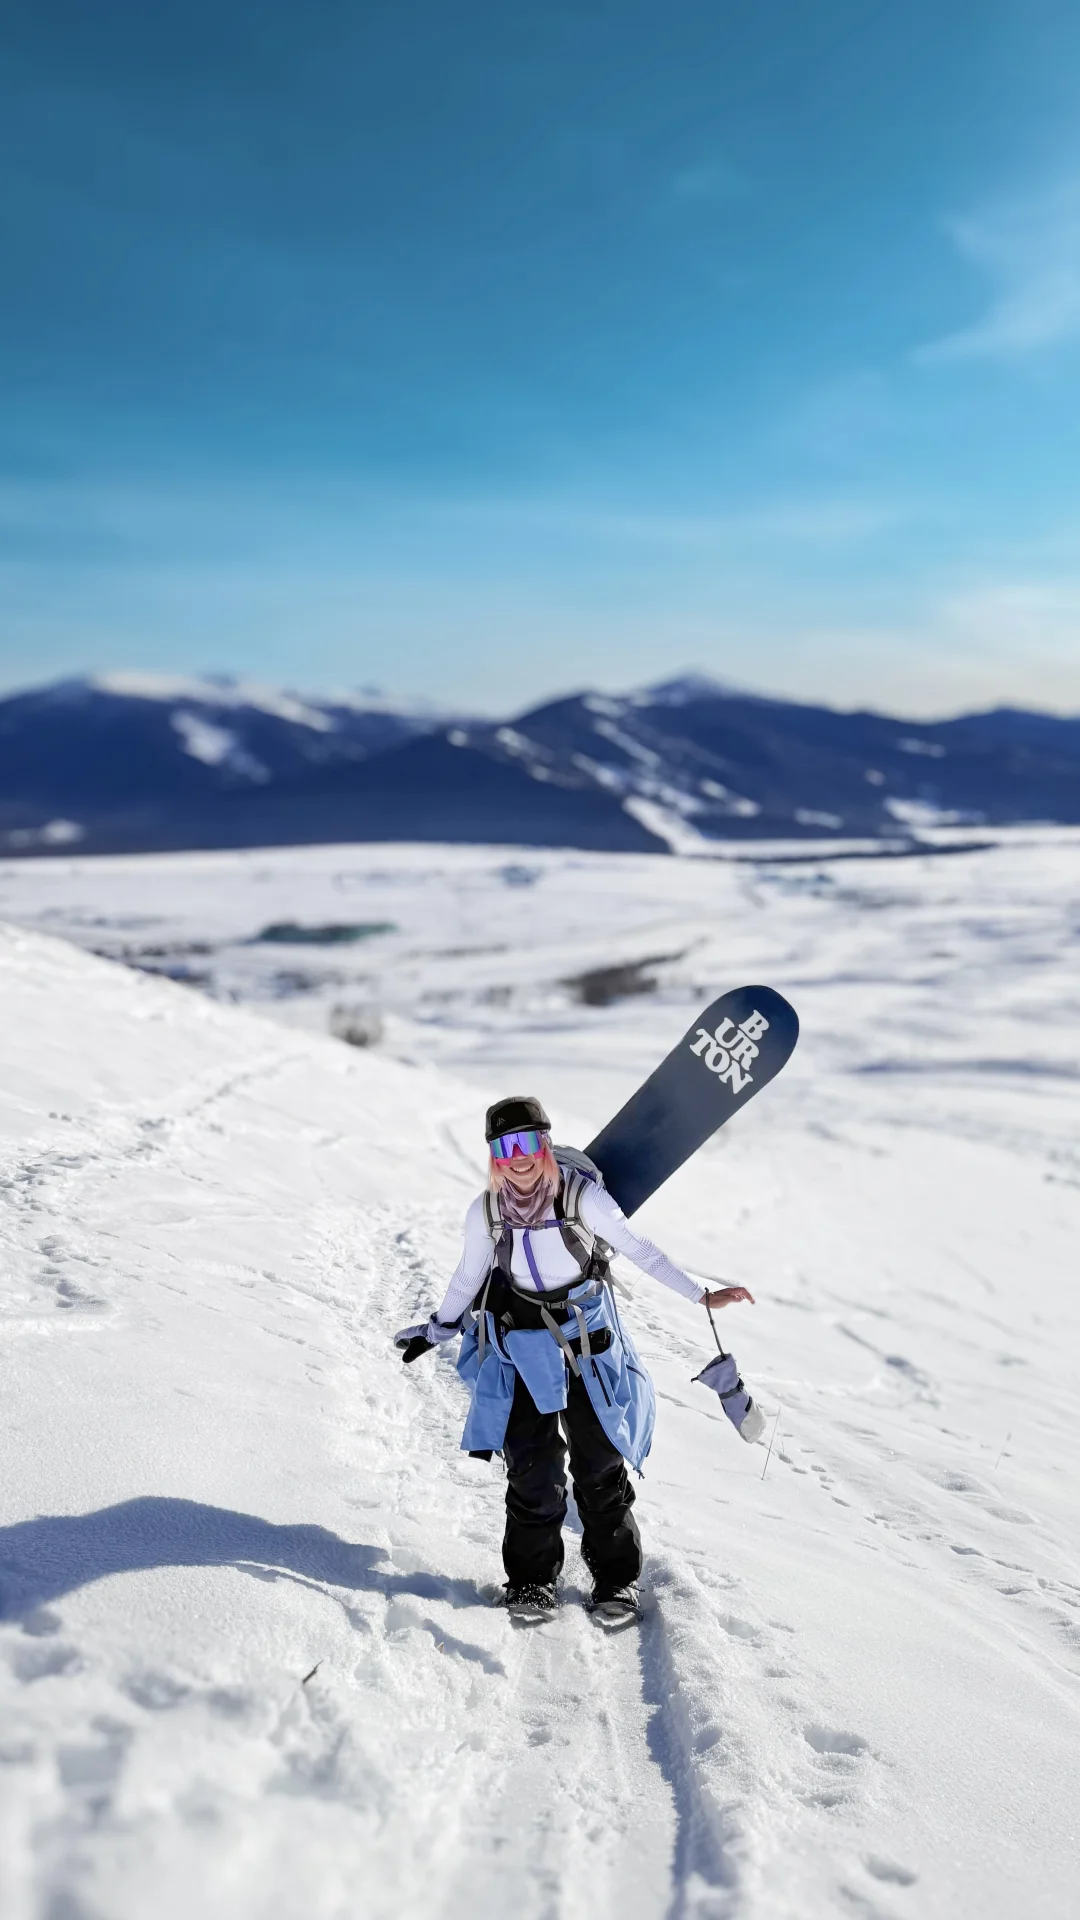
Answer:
[
  {"left": 638, "top": 1560, "right": 745, "bottom": 1918},
  {"left": 638, "top": 1547, "right": 907, "bottom": 1920}
]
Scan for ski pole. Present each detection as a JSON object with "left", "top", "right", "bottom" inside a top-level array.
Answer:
[{"left": 761, "top": 1408, "right": 783, "bottom": 1481}]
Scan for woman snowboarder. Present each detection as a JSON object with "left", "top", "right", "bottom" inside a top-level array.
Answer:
[{"left": 395, "top": 1095, "right": 753, "bottom": 1623}]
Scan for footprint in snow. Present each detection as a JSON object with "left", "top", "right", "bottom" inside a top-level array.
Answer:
[
  {"left": 124, "top": 1670, "right": 193, "bottom": 1711},
  {"left": 58, "top": 1724, "right": 130, "bottom": 1792},
  {"left": 864, "top": 1855, "right": 918, "bottom": 1886},
  {"left": 803, "top": 1724, "right": 869, "bottom": 1758},
  {"left": 8, "top": 1641, "right": 82, "bottom": 1683},
  {"left": 715, "top": 1613, "right": 761, "bottom": 1645},
  {"left": 19, "top": 1607, "right": 63, "bottom": 1637},
  {"left": 884, "top": 1354, "right": 933, "bottom": 1390},
  {"left": 932, "top": 1470, "right": 988, "bottom": 1496}
]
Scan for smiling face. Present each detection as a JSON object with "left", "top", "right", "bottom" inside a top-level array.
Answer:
[
  {"left": 500, "top": 1148, "right": 542, "bottom": 1187},
  {"left": 489, "top": 1135, "right": 558, "bottom": 1203}
]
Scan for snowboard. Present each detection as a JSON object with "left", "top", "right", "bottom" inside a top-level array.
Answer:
[{"left": 585, "top": 984, "right": 799, "bottom": 1217}]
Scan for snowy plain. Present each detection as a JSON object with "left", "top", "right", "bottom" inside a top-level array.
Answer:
[{"left": 1, "top": 831, "right": 1079, "bottom": 1919}]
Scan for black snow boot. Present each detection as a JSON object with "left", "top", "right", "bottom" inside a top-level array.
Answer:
[
  {"left": 501, "top": 1581, "right": 558, "bottom": 1620},
  {"left": 587, "top": 1583, "right": 642, "bottom": 1626}
]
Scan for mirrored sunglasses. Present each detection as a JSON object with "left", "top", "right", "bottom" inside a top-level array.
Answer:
[{"left": 489, "top": 1128, "right": 547, "bottom": 1161}]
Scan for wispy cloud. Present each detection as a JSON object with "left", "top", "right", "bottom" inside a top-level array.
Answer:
[
  {"left": 439, "top": 492, "right": 908, "bottom": 551},
  {"left": 920, "top": 177, "right": 1080, "bottom": 364},
  {"left": 936, "top": 572, "right": 1080, "bottom": 662},
  {"left": 669, "top": 155, "right": 742, "bottom": 203}
]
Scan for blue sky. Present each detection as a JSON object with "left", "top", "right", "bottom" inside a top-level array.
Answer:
[{"left": 3, "top": 0, "right": 1080, "bottom": 715}]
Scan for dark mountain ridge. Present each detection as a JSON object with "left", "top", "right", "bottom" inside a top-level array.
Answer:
[{"left": 0, "top": 672, "right": 1076, "bottom": 857}]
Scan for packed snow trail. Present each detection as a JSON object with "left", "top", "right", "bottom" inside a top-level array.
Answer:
[{"left": 1, "top": 890, "right": 1079, "bottom": 1918}]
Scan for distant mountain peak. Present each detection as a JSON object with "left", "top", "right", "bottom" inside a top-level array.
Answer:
[{"left": 635, "top": 671, "right": 760, "bottom": 706}]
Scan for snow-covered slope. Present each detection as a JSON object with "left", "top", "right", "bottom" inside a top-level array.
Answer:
[{"left": 1, "top": 848, "right": 1079, "bottom": 1919}]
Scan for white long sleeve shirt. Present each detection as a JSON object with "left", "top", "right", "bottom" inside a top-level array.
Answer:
[{"left": 435, "top": 1181, "right": 704, "bottom": 1324}]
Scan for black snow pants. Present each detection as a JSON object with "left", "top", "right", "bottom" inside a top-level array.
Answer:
[{"left": 501, "top": 1365, "right": 642, "bottom": 1593}]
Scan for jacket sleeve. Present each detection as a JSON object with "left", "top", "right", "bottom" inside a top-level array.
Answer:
[
  {"left": 433, "top": 1195, "right": 497, "bottom": 1324},
  {"left": 581, "top": 1184, "right": 705, "bottom": 1303}
]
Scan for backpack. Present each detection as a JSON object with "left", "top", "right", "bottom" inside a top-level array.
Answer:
[{"left": 481, "top": 1144, "right": 609, "bottom": 1276}]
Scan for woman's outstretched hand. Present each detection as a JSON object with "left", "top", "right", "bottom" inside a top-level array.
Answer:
[{"left": 702, "top": 1286, "right": 755, "bottom": 1309}]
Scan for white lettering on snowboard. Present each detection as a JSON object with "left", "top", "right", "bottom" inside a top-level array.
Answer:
[{"left": 689, "top": 1008, "right": 770, "bottom": 1095}]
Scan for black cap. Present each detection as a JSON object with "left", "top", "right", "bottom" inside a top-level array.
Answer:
[{"left": 485, "top": 1094, "right": 551, "bottom": 1141}]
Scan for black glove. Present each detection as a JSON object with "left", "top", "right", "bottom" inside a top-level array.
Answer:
[{"left": 394, "top": 1316, "right": 461, "bottom": 1365}]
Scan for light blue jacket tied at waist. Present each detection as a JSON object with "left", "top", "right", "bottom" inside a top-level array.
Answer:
[
  {"left": 456, "top": 1279, "right": 656, "bottom": 1471},
  {"left": 436, "top": 1180, "right": 705, "bottom": 1475}
]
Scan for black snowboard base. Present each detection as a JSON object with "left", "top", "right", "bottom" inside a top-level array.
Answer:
[{"left": 585, "top": 985, "right": 799, "bottom": 1217}]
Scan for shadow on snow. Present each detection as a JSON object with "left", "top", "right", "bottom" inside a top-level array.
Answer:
[{"left": 0, "top": 1496, "right": 485, "bottom": 1621}]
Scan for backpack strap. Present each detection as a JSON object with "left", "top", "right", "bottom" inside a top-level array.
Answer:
[
  {"left": 482, "top": 1188, "right": 517, "bottom": 1286},
  {"left": 554, "top": 1173, "right": 597, "bottom": 1268},
  {"left": 571, "top": 1302, "right": 591, "bottom": 1364},
  {"left": 559, "top": 1174, "right": 613, "bottom": 1286},
  {"left": 475, "top": 1275, "right": 492, "bottom": 1368},
  {"left": 474, "top": 1192, "right": 510, "bottom": 1316},
  {"left": 539, "top": 1304, "right": 582, "bottom": 1377},
  {"left": 559, "top": 1169, "right": 588, "bottom": 1231}
]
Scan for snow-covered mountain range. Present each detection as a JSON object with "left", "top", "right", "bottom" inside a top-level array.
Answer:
[{"left": 1, "top": 671, "right": 1079, "bottom": 856}]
